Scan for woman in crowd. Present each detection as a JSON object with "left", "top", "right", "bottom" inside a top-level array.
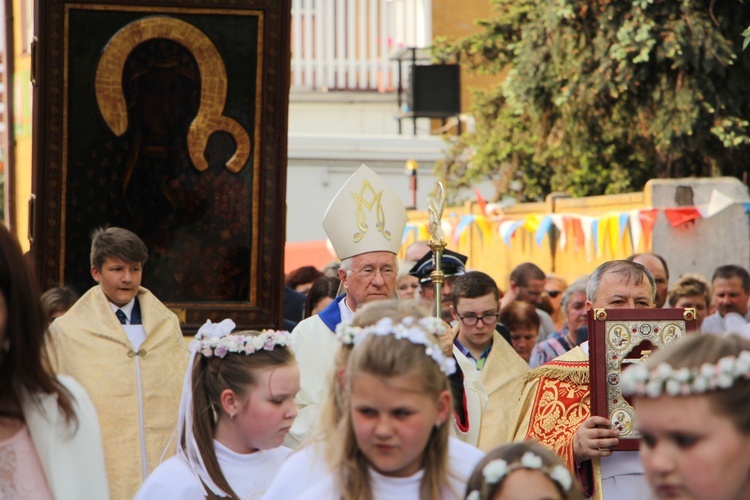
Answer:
[
  {"left": 500, "top": 301, "right": 540, "bottom": 363},
  {"left": 529, "top": 278, "right": 588, "bottom": 368},
  {"left": 622, "top": 334, "right": 750, "bottom": 500},
  {"left": 285, "top": 266, "right": 324, "bottom": 295},
  {"left": 0, "top": 225, "right": 108, "bottom": 498},
  {"left": 464, "top": 441, "right": 582, "bottom": 500},
  {"left": 667, "top": 273, "right": 711, "bottom": 330},
  {"left": 303, "top": 276, "right": 341, "bottom": 318},
  {"left": 545, "top": 274, "right": 568, "bottom": 332},
  {"left": 136, "top": 319, "right": 299, "bottom": 498},
  {"left": 396, "top": 261, "right": 420, "bottom": 299}
]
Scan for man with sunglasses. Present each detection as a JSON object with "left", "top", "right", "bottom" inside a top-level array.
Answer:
[{"left": 448, "top": 271, "right": 529, "bottom": 451}]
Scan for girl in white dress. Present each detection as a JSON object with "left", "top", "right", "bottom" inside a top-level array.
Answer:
[
  {"left": 289, "top": 299, "right": 483, "bottom": 499},
  {"left": 136, "top": 319, "right": 299, "bottom": 499},
  {"left": 621, "top": 333, "right": 750, "bottom": 500},
  {"left": 0, "top": 223, "right": 108, "bottom": 499}
]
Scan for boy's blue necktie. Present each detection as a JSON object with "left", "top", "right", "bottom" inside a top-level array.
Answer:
[{"left": 116, "top": 309, "right": 128, "bottom": 325}]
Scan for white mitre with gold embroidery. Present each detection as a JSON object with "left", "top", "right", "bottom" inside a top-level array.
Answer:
[{"left": 323, "top": 164, "right": 407, "bottom": 260}]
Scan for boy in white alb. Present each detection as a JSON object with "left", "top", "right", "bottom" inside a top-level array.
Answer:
[{"left": 48, "top": 227, "right": 187, "bottom": 499}]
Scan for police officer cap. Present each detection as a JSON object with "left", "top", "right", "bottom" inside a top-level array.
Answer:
[{"left": 408, "top": 249, "right": 468, "bottom": 284}]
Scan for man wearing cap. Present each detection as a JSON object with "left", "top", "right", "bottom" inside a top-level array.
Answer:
[
  {"left": 411, "top": 249, "right": 468, "bottom": 322},
  {"left": 286, "top": 164, "right": 406, "bottom": 448}
]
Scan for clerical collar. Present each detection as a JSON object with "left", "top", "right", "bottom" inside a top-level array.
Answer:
[
  {"left": 339, "top": 297, "right": 356, "bottom": 323},
  {"left": 110, "top": 298, "right": 136, "bottom": 322}
]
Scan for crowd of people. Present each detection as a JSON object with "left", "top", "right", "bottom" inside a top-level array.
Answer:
[{"left": 3, "top": 164, "right": 749, "bottom": 499}]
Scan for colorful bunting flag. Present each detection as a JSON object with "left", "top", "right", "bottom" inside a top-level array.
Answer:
[
  {"left": 664, "top": 207, "right": 701, "bottom": 227},
  {"left": 572, "top": 217, "right": 584, "bottom": 251},
  {"left": 474, "top": 188, "right": 488, "bottom": 216},
  {"left": 499, "top": 220, "right": 523, "bottom": 246},
  {"left": 639, "top": 209, "right": 658, "bottom": 250},
  {"left": 608, "top": 213, "right": 621, "bottom": 255},
  {"left": 453, "top": 215, "right": 474, "bottom": 244},
  {"left": 703, "top": 189, "right": 735, "bottom": 218},
  {"left": 551, "top": 214, "right": 566, "bottom": 249},
  {"left": 580, "top": 216, "right": 594, "bottom": 260},
  {"left": 475, "top": 215, "right": 493, "bottom": 244},
  {"left": 535, "top": 215, "right": 552, "bottom": 247}
]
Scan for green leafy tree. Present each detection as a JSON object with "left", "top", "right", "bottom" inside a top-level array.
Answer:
[{"left": 434, "top": 0, "right": 750, "bottom": 201}]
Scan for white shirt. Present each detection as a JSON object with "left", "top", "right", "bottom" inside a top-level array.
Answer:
[
  {"left": 109, "top": 298, "right": 135, "bottom": 323},
  {"left": 135, "top": 441, "right": 291, "bottom": 500},
  {"left": 263, "top": 442, "right": 331, "bottom": 499},
  {"left": 289, "top": 437, "right": 484, "bottom": 499},
  {"left": 714, "top": 312, "right": 750, "bottom": 339},
  {"left": 701, "top": 310, "right": 750, "bottom": 335}
]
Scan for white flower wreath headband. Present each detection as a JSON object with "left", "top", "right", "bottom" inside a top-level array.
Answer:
[
  {"left": 179, "top": 319, "right": 292, "bottom": 497},
  {"left": 335, "top": 316, "right": 456, "bottom": 376},
  {"left": 188, "top": 319, "right": 292, "bottom": 358},
  {"left": 621, "top": 350, "right": 750, "bottom": 398},
  {"left": 466, "top": 452, "right": 573, "bottom": 500}
]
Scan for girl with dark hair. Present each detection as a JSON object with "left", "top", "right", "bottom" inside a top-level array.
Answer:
[
  {"left": 0, "top": 225, "right": 108, "bottom": 498},
  {"left": 286, "top": 266, "right": 324, "bottom": 295},
  {"left": 136, "top": 319, "right": 299, "bottom": 499}
]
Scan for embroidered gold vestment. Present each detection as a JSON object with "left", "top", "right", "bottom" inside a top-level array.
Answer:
[
  {"left": 48, "top": 286, "right": 188, "bottom": 500},
  {"left": 474, "top": 331, "right": 530, "bottom": 451}
]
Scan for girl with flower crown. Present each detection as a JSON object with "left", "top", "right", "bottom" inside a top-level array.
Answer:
[
  {"left": 266, "top": 299, "right": 484, "bottom": 498},
  {"left": 284, "top": 299, "right": 483, "bottom": 499},
  {"left": 136, "top": 319, "right": 300, "bottom": 499},
  {"left": 621, "top": 333, "right": 750, "bottom": 500},
  {"left": 464, "top": 442, "right": 583, "bottom": 500}
]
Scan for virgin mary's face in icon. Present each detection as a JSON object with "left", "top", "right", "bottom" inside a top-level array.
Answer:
[{"left": 137, "top": 67, "right": 194, "bottom": 141}]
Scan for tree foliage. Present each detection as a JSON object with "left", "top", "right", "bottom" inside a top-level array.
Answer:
[{"left": 433, "top": 0, "right": 750, "bottom": 202}]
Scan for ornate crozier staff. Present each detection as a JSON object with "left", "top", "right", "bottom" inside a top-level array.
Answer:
[{"left": 426, "top": 182, "right": 447, "bottom": 318}]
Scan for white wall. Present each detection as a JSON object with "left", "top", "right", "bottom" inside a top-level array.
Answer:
[
  {"left": 285, "top": 92, "right": 490, "bottom": 243},
  {"left": 286, "top": 136, "right": 444, "bottom": 242},
  {"left": 650, "top": 177, "right": 750, "bottom": 281}
]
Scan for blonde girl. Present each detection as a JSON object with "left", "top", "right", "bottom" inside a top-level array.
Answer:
[
  {"left": 293, "top": 300, "right": 483, "bottom": 499},
  {"left": 622, "top": 333, "right": 750, "bottom": 500},
  {"left": 267, "top": 300, "right": 466, "bottom": 497},
  {"left": 136, "top": 319, "right": 299, "bottom": 499},
  {"left": 464, "top": 442, "right": 582, "bottom": 500}
]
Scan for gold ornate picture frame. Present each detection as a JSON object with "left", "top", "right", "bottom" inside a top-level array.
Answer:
[
  {"left": 30, "top": 0, "right": 291, "bottom": 333},
  {"left": 588, "top": 308, "right": 697, "bottom": 450}
]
